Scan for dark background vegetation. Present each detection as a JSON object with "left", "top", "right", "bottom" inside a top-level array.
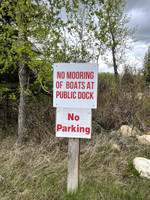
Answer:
[{"left": 1, "top": 67, "right": 150, "bottom": 141}]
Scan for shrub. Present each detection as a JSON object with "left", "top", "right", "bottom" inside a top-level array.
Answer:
[{"left": 93, "top": 68, "right": 150, "bottom": 132}]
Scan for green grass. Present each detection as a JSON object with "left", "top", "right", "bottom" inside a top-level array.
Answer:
[{"left": 0, "top": 133, "right": 150, "bottom": 200}]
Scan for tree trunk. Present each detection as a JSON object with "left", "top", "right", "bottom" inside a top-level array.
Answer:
[
  {"left": 108, "top": 11, "right": 120, "bottom": 91},
  {"left": 18, "top": 59, "right": 29, "bottom": 141},
  {"left": 18, "top": 1, "right": 29, "bottom": 141},
  {"left": 112, "top": 46, "right": 120, "bottom": 90}
]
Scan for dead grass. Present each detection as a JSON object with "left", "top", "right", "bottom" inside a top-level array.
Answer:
[{"left": 0, "top": 132, "right": 150, "bottom": 200}]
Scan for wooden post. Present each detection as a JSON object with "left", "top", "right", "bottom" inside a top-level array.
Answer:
[{"left": 67, "top": 138, "right": 80, "bottom": 193}]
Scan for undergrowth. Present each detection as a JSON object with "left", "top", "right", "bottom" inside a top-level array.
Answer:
[{"left": 0, "top": 132, "right": 149, "bottom": 200}]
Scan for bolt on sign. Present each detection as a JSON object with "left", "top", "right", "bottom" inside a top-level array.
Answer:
[
  {"left": 53, "top": 63, "right": 98, "bottom": 109},
  {"left": 56, "top": 107, "right": 92, "bottom": 139}
]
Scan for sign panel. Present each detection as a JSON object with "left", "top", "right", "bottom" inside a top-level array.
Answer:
[
  {"left": 56, "top": 107, "right": 92, "bottom": 139},
  {"left": 53, "top": 63, "right": 98, "bottom": 109}
]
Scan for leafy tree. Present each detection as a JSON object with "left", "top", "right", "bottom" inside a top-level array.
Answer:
[
  {"left": 0, "top": 0, "right": 65, "bottom": 140},
  {"left": 0, "top": 0, "right": 19, "bottom": 84},
  {"left": 144, "top": 46, "right": 150, "bottom": 84},
  {"left": 95, "top": 0, "right": 135, "bottom": 89},
  {"left": 63, "top": 8, "right": 97, "bottom": 63},
  {"left": 0, "top": 0, "right": 104, "bottom": 140}
]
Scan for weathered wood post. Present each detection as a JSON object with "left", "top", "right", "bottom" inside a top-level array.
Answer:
[{"left": 67, "top": 138, "right": 80, "bottom": 193}]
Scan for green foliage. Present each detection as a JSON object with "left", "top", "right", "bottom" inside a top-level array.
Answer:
[
  {"left": 144, "top": 46, "right": 150, "bottom": 84},
  {"left": 65, "top": 7, "right": 97, "bottom": 63},
  {"left": 95, "top": 0, "right": 135, "bottom": 78},
  {"left": 0, "top": 0, "right": 19, "bottom": 88},
  {"left": 98, "top": 72, "right": 116, "bottom": 90},
  {"left": 0, "top": 0, "right": 135, "bottom": 93},
  {"left": 0, "top": 0, "right": 65, "bottom": 93},
  {"left": 123, "top": 162, "right": 140, "bottom": 178},
  {"left": 0, "top": 0, "right": 103, "bottom": 94}
]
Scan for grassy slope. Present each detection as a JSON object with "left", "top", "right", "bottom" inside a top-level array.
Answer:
[{"left": 0, "top": 132, "right": 150, "bottom": 200}]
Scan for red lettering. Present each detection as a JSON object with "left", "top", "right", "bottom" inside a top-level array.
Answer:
[
  {"left": 57, "top": 124, "right": 91, "bottom": 135},
  {"left": 80, "top": 72, "right": 83, "bottom": 79},
  {"left": 66, "top": 81, "right": 85, "bottom": 89},
  {"left": 70, "top": 82, "right": 74, "bottom": 89},
  {"left": 80, "top": 127, "right": 84, "bottom": 132},
  {"left": 57, "top": 71, "right": 65, "bottom": 79},
  {"left": 68, "top": 113, "right": 74, "bottom": 120},
  {"left": 86, "top": 92, "right": 90, "bottom": 99},
  {"left": 66, "top": 71, "right": 94, "bottom": 79},
  {"left": 76, "top": 72, "right": 79, "bottom": 79},
  {"left": 68, "top": 126, "right": 71, "bottom": 132},
  {"left": 73, "top": 92, "right": 76, "bottom": 99},
  {"left": 78, "top": 92, "right": 81, "bottom": 99},
  {"left": 90, "top": 92, "right": 94, "bottom": 99},
  {"left": 66, "top": 81, "right": 69, "bottom": 89},
  {"left": 75, "top": 115, "right": 79, "bottom": 121},
  {"left": 78, "top": 92, "right": 94, "bottom": 99},
  {"left": 57, "top": 124, "right": 62, "bottom": 131},
  {"left": 91, "top": 82, "right": 94, "bottom": 89},
  {"left": 71, "top": 125, "right": 76, "bottom": 132},
  {"left": 81, "top": 82, "right": 85, "bottom": 89},
  {"left": 67, "top": 72, "right": 72, "bottom": 79},
  {"left": 62, "top": 126, "right": 67, "bottom": 132},
  {"left": 82, "top": 92, "right": 85, "bottom": 99},
  {"left": 86, "top": 82, "right": 90, "bottom": 89},
  {"left": 64, "top": 91, "right": 67, "bottom": 99},
  {"left": 85, "top": 127, "right": 90, "bottom": 135},
  {"left": 56, "top": 91, "right": 60, "bottom": 98},
  {"left": 72, "top": 71, "right": 76, "bottom": 79},
  {"left": 91, "top": 72, "right": 94, "bottom": 79},
  {"left": 68, "top": 113, "right": 80, "bottom": 121},
  {"left": 74, "top": 82, "right": 77, "bottom": 89},
  {"left": 56, "top": 91, "right": 76, "bottom": 99},
  {"left": 86, "top": 72, "right": 90, "bottom": 79},
  {"left": 86, "top": 82, "right": 95, "bottom": 89},
  {"left": 56, "top": 81, "right": 63, "bottom": 89}
]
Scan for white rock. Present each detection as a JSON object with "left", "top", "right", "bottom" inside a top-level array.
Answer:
[
  {"left": 137, "top": 135, "right": 150, "bottom": 146},
  {"left": 133, "top": 157, "right": 150, "bottom": 179},
  {"left": 120, "top": 125, "right": 137, "bottom": 138}
]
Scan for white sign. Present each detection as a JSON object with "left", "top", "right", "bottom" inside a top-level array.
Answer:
[
  {"left": 56, "top": 107, "right": 92, "bottom": 139},
  {"left": 53, "top": 63, "right": 98, "bottom": 109}
]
